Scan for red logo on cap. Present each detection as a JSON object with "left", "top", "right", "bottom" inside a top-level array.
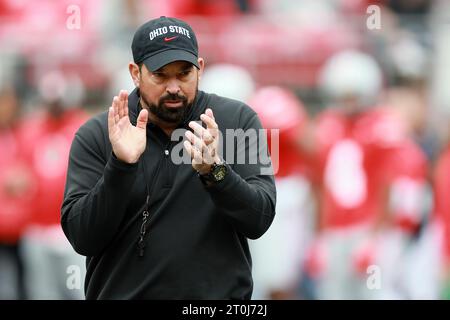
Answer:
[{"left": 164, "top": 36, "right": 178, "bottom": 42}]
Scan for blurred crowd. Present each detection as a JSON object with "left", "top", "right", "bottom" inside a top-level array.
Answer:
[{"left": 1, "top": 0, "right": 450, "bottom": 299}]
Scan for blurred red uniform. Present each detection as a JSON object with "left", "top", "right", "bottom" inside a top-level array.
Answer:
[
  {"left": 248, "top": 86, "right": 309, "bottom": 178},
  {"left": 307, "top": 106, "right": 429, "bottom": 298},
  {"left": 388, "top": 138, "right": 428, "bottom": 233},
  {"left": 16, "top": 106, "right": 88, "bottom": 300},
  {"left": 308, "top": 47, "right": 431, "bottom": 298},
  {"left": 0, "top": 124, "right": 34, "bottom": 243},
  {"left": 20, "top": 109, "right": 87, "bottom": 226},
  {"left": 149, "top": 0, "right": 254, "bottom": 17},
  {"left": 312, "top": 108, "right": 408, "bottom": 229},
  {"left": 247, "top": 86, "right": 314, "bottom": 299},
  {"left": 434, "top": 146, "right": 450, "bottom": 267}
]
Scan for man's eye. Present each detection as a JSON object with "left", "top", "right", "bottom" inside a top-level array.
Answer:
[
  {"left": 180, "top": 70, "right": 191, "bottom": 76},
  {"left": 153, "top": 73, "right": 165, "bottom": 78}
]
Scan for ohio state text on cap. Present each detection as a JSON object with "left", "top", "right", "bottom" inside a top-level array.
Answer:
[{"left": 132, "top": 16, "right": 199, "bottom": 72}]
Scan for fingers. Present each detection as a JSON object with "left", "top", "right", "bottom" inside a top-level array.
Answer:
[
  {"left": 118, "top": 91, "right": 124, "bottom": 118},
  {"left": 124, "top": 91, "right": 129, "bottom": 118},
  {"left": 184, "top": 131, "right": 215, "bottom": 165},
  {"left": 185, "top": 108, "right": 219, "bottom": 167},
  {"left": 109, "top": 90, "right": 130, "bottom": 130},
  {"left": 183, "top": 140, "right": 204, "bottom": 165},
  {"left": 112, "top": 96, "right": 120, "bottom": 124},
  {"left": 205, "top": 108, "right": 214, "bottom": 120},
  {"left": 108, "top": 106, "right": 119, "bottom": 141},
  {"left": 108, "top": 106, "right": 115, "bottom": 132},
  {"left": 200, "top": 109, "right": 217, "bottom": 130},
  {"left": 185, "top": 131, "right": 207, "bottom": 154},
  {"left": 200, "top": 109, "right": 219, "bottom": 141},
  {"left": 136, "top": 108, "right": 148, "bottom": 130},
  {"left": 188, "top": 121, "right": 214, "bottom": 145},
  {"left": 118, "top": 90, "right": 128, "bottom": 118},
  {"left": 111, "top": 90, "right": 129, "bottom": 121}
]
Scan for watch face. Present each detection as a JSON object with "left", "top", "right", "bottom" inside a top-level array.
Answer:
[{"left": 212, "top": 164, "right": 227, "bottom": 181}]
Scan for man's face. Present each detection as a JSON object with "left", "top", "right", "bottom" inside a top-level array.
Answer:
[{"left": 138, "top": 60, "right": 201, "bottom": 125}]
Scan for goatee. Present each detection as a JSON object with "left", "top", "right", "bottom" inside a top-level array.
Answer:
[{"left": 141, "top": 89, "right": 197, "bottom": 125}]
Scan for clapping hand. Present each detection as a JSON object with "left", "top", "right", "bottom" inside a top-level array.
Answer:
[{"left": 108, "top": 90, "right": 149, "bottom": 164}]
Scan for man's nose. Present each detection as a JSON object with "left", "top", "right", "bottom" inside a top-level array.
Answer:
[{"left": 166, "top": 78, "right": 181, "bottom": 95}]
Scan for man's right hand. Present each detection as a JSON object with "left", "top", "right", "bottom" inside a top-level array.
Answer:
[{"left": 108, "top": 90, "right": 148, "bottom": 164}]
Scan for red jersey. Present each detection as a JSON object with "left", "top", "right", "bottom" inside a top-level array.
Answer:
[
  {"left": 20, "top": 109, "right": 87, "bottom": 226},
  {"left": 0, "top": 124, "right": 35, "bottom": 243},
  {"left": 388, "top": 139, "right": 428, "bottom": 232},
  {"left": 313, "top": 108, "right": 408, "bottom": 229},
  {"left": 247, "top": 86, "right": 309, "bottom": 178},
  {"left": 434, "top": 147, "right": 450, "bottom": 265}
]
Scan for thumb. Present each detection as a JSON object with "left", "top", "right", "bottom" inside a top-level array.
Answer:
[{"left": 136, "top": 108, "right": 148, "bottom": 129}]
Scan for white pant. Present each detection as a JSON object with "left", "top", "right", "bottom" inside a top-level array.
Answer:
[
  {"left": 316, "top": 223, "right": 442, "bottom": 300},
  {"left": 20, "top": 225, "right": 86, "bottom": 300},
  {"left": 250, "top": 175, "right": 315, "bottom": 299}
]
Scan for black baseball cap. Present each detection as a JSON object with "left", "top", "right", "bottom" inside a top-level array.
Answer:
[{"left": 132, "top": 16, "right": 199, "bottom": 72}]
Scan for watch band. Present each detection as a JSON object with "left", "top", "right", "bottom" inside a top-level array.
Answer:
[{"left": 198, "top": 159, "right": 227, "bottom": 185}]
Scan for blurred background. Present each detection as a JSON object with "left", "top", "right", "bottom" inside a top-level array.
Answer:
[{"left": 1, "top": 0, "right": 450, "bottom": 300}]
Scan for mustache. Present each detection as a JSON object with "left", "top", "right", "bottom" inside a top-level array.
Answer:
[{"left": 160, "top": 93, "right": 187, "bottom": 103}]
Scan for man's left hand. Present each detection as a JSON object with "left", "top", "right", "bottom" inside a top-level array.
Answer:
[{"left": 184, "top": 108, "right": 220, "bottom": 175}]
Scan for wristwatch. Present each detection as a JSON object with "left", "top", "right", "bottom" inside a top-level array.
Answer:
[{"left": 198, "top": 160, "right": 228, "bottom": 184}]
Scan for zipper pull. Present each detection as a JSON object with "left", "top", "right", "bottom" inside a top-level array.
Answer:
[
  {"left": 138, "top": 236, "right": 145, "bottom": 257},
  {"left": 138, "top": 194, "right": 151, "bottom": 257},
  {"left": 138, "top": 215, "right": 148, "bottom": 257},
  {"left": 139, "top": 212, "right": 149, "bottom": 256},
  {"left": 138, "top": 208, "right": 150, "bottom": 257}
]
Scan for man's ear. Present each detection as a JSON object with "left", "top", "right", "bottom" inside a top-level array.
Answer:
[
  {"left": 129, "top": 62, "right": 140, "bottom": 88},
  {"left": 197, "top": 57, "right": 205, "bottom": 80}
]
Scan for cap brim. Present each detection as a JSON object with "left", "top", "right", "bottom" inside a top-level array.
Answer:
[{"left": 143, "top": 50, "right": 199, "bottom": 72}]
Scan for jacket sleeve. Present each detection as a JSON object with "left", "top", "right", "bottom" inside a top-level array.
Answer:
[
  {"left": 61, "top": 116, "right": 139, "bottom": 256},
  {"left": 204, "top": 108, "right": 277, "bottom": 239}
]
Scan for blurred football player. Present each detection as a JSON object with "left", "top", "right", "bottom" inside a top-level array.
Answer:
[
  {"left": 19, "top": 71, "right": 88, "bottom": 299},
  {"left": 305, "top": 50, "right": 429, "bottom": 299},
  {"left": 248, "top": 86, "right": 316, "bottom": 299}
]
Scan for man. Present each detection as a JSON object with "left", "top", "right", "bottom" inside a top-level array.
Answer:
[
  {"left": 0, "top": 84, "right": 33, "bottom": 299},
  {"left": 19, "top": 71, "right": 88, "bottom": 299},
  {"left": 434, "top": 128, "right": 450, "bottom": 299},
  {"left": 306, "top": 50, "right": 428, "bottom": 299},
  {"left": 61, "top": 16, "right": 276, "bottom": 299},
  {"left": 247, "top": 86, "right": 315, "bottom": 300}
]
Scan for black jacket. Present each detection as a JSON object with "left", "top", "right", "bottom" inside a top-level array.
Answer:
[{"left": 61, "top": 89, "right": 276, "bottom": 299}]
